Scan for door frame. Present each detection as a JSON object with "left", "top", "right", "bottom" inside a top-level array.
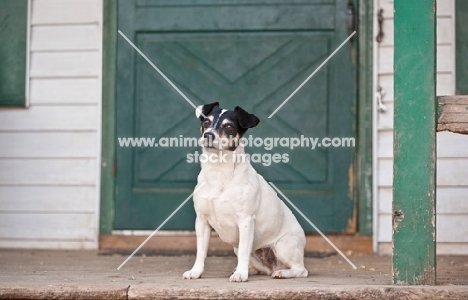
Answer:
[{"left": 100, "top": 0, "right": 374, "bottom": 237}]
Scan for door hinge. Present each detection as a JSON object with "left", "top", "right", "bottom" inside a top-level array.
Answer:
[{"left": 376, "top": 9, "right": 384, "bottom": 43}]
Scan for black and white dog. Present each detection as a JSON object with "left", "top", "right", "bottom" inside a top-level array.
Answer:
[{"left": 183, "top": 102, "right": 308, "bottom": 282}]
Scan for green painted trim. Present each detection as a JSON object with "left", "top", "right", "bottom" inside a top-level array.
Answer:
[
  {"left": 100, "top": 0, "right": 118, "bottom": 234},
  {"left": 357, "top": 0, "right": 373, "bottom": 236},
  {"left": 393, "top": 0, "right": 436, "bottom": 285},
  {"left": 0, "top": 0, "right": 28, "bottom": 107},
  {"left": 456, "top": 0, "right": 468, "bottom": 95}
]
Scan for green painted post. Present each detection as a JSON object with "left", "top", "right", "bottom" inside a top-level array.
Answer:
[{"left": 393, "top": 0, "right": 436, "bottom": 285}]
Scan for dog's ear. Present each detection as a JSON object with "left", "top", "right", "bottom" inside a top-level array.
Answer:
[
  {"left": 235, "top": 106, "right": 260, "bottom": 129},
  {"left": 195, "top": 102, "right": 219, "bottom": 120}
]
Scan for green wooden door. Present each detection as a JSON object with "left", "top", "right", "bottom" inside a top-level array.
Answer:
[{"left": 115, "top": 0, "right": 357, "bottom": 233}]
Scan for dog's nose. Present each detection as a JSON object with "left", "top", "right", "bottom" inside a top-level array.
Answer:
[
  {"left": 203, "top": 132, "right": 215, "bottom": 147},
  {"left": 203, "top": 132, "right": 215, "bottom": 141}
]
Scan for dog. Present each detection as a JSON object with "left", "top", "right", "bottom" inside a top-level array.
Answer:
[{"left": 183, "top": 102, "right": 308, "bottom": 282}]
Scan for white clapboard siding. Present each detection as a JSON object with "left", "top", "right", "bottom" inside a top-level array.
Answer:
[
  {"left": 0, "top": 213, "right": 96, "bottom": 240},
  {"left": 378, "top": 131, "right": 468, "bottom": 158},
  {"left": 0, "top": 240, "right": 96, "bottom": 250},
  {"left": 379, "top": 214, "right": 468, "bottom": 243},
  {"left": 379, "top": 186, "right": 468, "bottom": 214},
  {"left": 31, "top": 0, "right": 102, "bottom": 25},
  {"left": 0, "top": 186, "right": 96, "bottom": 213},
  {"left": 30, "top": 78, "right": 99, "bottom": 104},
  {"left": 0, "top": 0, "right": 102, "bottom": 250},
  {"left": 0, "top": 159, "right": 96, "bottom": 185},
  {"left": 0, "top": 106, "right": 97, "bottom": 131},
  {"left": 30, "top": 52, "right": 100, "bottom": 78},
  {"left": 31, "top": 25, "right": 100, "bottom": 51},
  {"left": 0, "top": 132, "right": 96, "bottom": 158},
  {"left": 380, "top": 243, "right": 468, "bottom": 256},
  {"left": 378, "top": 158, "right": 468, "bottom": 187}
]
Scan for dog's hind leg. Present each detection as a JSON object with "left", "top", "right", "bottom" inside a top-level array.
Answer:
[
  {"left": 249, "top": 248, "right": 277, "bottom": 275},
  {"left": 271, "top": 235, "right": 308, "bottom": 279}
]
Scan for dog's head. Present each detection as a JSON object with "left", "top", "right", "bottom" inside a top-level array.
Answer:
[{"left": 195, "top": 102, "right": 259, "bottom": 151}]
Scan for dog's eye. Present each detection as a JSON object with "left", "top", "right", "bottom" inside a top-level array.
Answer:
[{"left": 202, "top": 119, "right": 211, "bottom": 128}]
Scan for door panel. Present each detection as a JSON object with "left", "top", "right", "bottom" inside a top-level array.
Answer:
[{"left": 116, "top": 0, "right": 356, "bottom": 232}]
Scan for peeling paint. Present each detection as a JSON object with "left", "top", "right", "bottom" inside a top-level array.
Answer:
[{"left": 392, "top": 210, "right": 404, "bottom": 230}]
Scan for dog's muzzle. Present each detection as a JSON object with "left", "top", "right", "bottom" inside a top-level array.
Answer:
[{"left": 203, "top": 132, "right": 216, "bottom": 148}]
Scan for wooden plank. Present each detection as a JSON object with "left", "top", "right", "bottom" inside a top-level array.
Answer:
[
  {"left": 436, "top": 0, "right": 454, "bottom": 17},
  {"left": 437, "top": 73, "right": 454, "bottom": 96},
  {"left": 378, "top": 74, "right": 394, "bottom": 101},
  {"left": 379, "top": 158, "right": 468, "bottom": 186},
  {"left": 393, "top": 0, "right": 436, "bottom": 284},
  {"left": 378, "top": 158, "right": 393, "bottom": 186},
  {"left": 31, "top": 24, "right": 100, "bottom": 51},
  {"left": 437, "top": 159, "right": 468, "bottom": 186},
  {"left": 0, "top": 132, "right": 96, "bottom": 157},
  {"left": 99, "top": 234, "right": 373, "bottom": 253},
  {"left": 379, "top": 187, "right": 468, "bottom": 214},
  {"left": 437, "top": 45, "right": 455, "bottom": 73},
  {"left": 31, "top": 0, "right": 102, "bottom": 25},
  {"left": 30, "top": 52, "right": 100, "bottom": 78},
  {"left": 0, "top": 159, "right": 96, "bottom": 185},
  {"left": 378, "top": 131, "right": 468, "bottom": 158},
  {"left": 380, "top": 242, "right": 468, "bottom": 255},
  {"left": 0, "top": 186, "right": 96, "bottom": 213},
  {"left": 0, "top": 213, "right": 96, "bottom": 240},
  {"left": 436, "top": 243, "right": 468, "bottom": 255},
  {"left": 378, "top": 47, "right": 393, "bottom": 75},
  {"left": 0, "top": 239, "right": 96, "bottom": 250},
  {"left": 30, "top": 78, "right": 99, "bottom": 104},
  {"left": 379, "top": 214, "right": 468, "bottom": 243},
  {"left": 437, "top": 96, "right": 468, "bottom": 134},
  {"left": 377, "top": 103, "right": 394, "bottom": 130},
  {"left": 437, "top": 215, "right": 468, "bottom": 242},
  {"left": 0, "top": 105, "right": 97, "bottom": 131}
]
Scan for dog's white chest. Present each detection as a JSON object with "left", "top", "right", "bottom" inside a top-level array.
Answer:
[{"left": 194, "top": 185, "right": 240, "bottom": 245}]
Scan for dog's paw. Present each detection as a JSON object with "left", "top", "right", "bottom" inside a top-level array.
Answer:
[
  {"left": 229, "top": 271, "right": 248, "bottom": 282},
  {"left": 183, "top": 269, "right": 202, "bottom": 279},
  {"left": 271, "top": 270, "right": 287, "bottom": 279}
]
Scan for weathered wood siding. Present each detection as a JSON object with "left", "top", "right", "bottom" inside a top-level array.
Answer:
[
  {"left": 376, "top": 0, "right": 468, "bottom": 254},
  {"left": 0, "top": 0, "right": 103, "bottom": 249}
]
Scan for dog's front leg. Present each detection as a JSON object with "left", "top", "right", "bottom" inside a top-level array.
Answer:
[
  {"left": 230, "top": 216, "right": 254, "bottom": 282},
  {"left": 183, "top": 216, "right": 211, "bottom": 279}
]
